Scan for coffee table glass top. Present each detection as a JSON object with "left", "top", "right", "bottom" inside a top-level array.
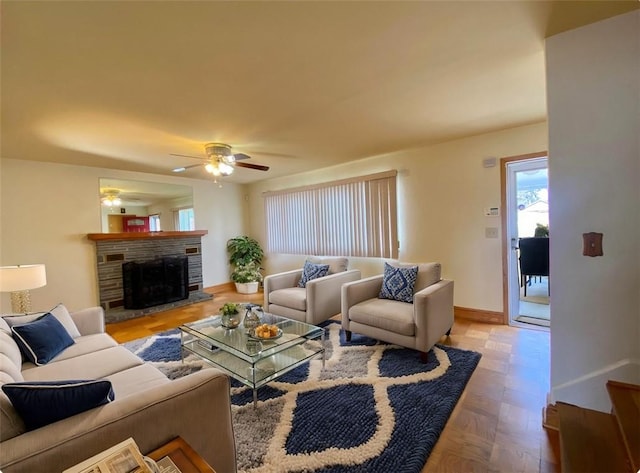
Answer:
[
  {"left": 179, "top": 313, "right": 325, "bottom": 397},
  {"left": 180, "top": 313, "right": 323, "bottom": 362}
]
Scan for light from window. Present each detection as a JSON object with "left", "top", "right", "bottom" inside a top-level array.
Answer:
[
  {"left": 174, "top": 208, "right": 195, "bottom": 231},
  {"left": 264, "top": 170, "right": 397, "bottom": 258},
  {"left": 149, "top": 214, "right": 161, "bottom": 232}
]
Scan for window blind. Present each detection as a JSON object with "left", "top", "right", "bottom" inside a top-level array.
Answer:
[{"left": 264, "top": 170, "right": 397, "bottom": 258}]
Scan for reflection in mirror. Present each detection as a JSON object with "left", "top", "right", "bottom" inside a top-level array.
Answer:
[{"left": 99, "top": 178, "right": 194, "bottom": 233}]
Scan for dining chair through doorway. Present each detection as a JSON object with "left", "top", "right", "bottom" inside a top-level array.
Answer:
[{"left": 518, "top": 237, "right": 550, "bottom": 297}]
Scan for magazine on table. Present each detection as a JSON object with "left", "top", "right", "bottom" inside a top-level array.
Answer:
[{"left": 62, "top": 437, "right": 181, "bottom": 473}]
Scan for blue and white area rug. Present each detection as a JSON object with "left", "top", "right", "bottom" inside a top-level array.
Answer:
[{"left": 124, "top": 322, "right": 481, "bottom": 473}]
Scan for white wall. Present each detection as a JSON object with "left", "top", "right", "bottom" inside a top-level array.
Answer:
[
  {"left": 0, "top": 158, "right": 247, "bottom": 313},
  {"left": 247, "top": 122, "right": 548, "bottom": 313},
  {"left": 546, "top": 10, "right": 640, "bottom": 411}
]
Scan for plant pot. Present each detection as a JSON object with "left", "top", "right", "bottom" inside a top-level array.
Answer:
[{"left": 235, "top": 282, "right": 259, "bottom": 294}]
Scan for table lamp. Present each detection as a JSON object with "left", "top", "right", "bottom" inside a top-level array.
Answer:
[{"left": 0, "top": 264, "right": 47, "bottom": 313}]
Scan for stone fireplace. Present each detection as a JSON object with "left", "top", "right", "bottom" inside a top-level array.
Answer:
[
  {"left": 122, "top": 256, "right": 189, "bottom": 309},
  {"left": 87, "top": 231, "right": 212, "bottom": 323}
]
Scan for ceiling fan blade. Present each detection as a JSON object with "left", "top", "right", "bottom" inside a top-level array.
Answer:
[
  {"left": 233, "top": 153, "right": 251, "bottom": 161},
  {"left": 235, "top": 162, "right": 270, "bottom": 172},
  {"left": 170, "top": 153, "right": 206, "bottom": 160},
  {"left": 172, "top": 163, "right": 203, "bottom": 173},
  {"left": 249, "top": 151, "right": 297, "bottom": 159}
]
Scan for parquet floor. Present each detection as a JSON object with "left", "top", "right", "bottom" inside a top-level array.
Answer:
[{"left": 106, "top": 287, "right": 559, "bottom": 473}]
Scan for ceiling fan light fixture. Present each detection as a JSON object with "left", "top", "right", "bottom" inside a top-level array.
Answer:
[
  {"left": 170, "top": 142, "right": 268, "bottom": 176},
  {"left": 101, "top": 194, "right": 121, "bottom": 206},
  {"left": 218, "top": 162, "right": 234, "bottom": 176},
  {"left": 205, "top": 162, "right": 220, "bottom": 176},
  {"left": 205, "top": 143, "right": 232, "bottom": 158}
]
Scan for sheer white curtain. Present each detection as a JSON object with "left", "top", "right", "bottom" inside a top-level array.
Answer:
[{"left": 264, "top": 170, "right": 397, "bottom": 258}]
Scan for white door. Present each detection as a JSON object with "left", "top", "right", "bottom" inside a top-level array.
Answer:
[{"left": 505, "top": 157, "right": 548, "bottom": 325}]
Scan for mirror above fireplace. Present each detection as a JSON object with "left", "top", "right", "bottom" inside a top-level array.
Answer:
[{"left": 99, "top": 178, "right": 193, "bottom": 233}]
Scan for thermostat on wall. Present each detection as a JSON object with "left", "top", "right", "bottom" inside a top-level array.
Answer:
[{"left": 484, "top": 207, "right": 500, "bottom": 217}]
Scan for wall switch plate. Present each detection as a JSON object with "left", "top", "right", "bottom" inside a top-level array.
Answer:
[
  {"left": 485, "top": 227, "right": 499, "bottom": 238},
  {"left": 583, "top": 232, "right": 603, "bottom": 256},
  {"left": 483, "top": 157, "right": 497, "bottom": 168}
]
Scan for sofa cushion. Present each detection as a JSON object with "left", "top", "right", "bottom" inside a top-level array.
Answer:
[
  {"left": 0, "top": 353, "right": 23, "bottom": 384},
  {"left": 50, "top": 334, "right": 118, "bottom": 362},
  {"left": 104, "top": 364, "right": 170, "bottom": 399},
  {"left": 2, "top": 380, "right": 114, "bottom": 431},
  {"left": 379, "top": 263, "right": 418, "bottom": 303},
  {"left": 349, "top": 298, "right": 415, "bottom": 336},
  {"left": 308, "top": 256, "right": 348, "bottom": 275},
  {"left": 2, "top": 303, "right": 81, "bottom": 338},
  {"left": 0, "top": 317, "right": 10, "bottom": 335},
  {"left": 297, "top": 261, "right": 330, "bottom": 288},
  {"left": 11, "top": 313, "right": 75, "bottom": 365},
  {"left": 22, "top": 346, "right": 143, "bottom": 381},
  {"left": 1, "top": 388, "right": 26, "bottom": 441},
  {"left": 0, "top": 331, "right": 23, "bottom": 381},
  {"left": 269, "top": 287, "right": 307, "bottom": 311}
]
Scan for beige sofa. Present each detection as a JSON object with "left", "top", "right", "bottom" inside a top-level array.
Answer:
[{"left": 0, "top": 305, "right": 236, "bottom": 473}]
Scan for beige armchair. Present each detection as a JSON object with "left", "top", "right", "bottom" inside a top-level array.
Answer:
[
  {"left": 341, "top": 262, "right": 453, "bottom": 362},
  {"left": 264, "top": 257, "right": 361, "bottom": 325}
]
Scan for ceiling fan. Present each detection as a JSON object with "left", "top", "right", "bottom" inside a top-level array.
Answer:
[{"left": 170, "top": 143, "right": 270, "bottom": 177}]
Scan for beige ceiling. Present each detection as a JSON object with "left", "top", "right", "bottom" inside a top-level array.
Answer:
[{"left": 2, "top": 1, "right": 637, "bottom": 184}]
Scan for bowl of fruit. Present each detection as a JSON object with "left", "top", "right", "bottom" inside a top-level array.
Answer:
[{"left": 249, "top": 323, "right": 283, "bottom": 340}]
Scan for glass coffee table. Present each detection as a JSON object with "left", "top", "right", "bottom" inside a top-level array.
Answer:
[{"left": 179, "top": 313, "right": 325, "bottom": 407}]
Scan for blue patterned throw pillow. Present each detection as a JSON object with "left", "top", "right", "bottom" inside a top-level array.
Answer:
[
  {"left": 379, "top": 263, "right": 419, "bottom": 303},
  {"left": 298, "top": 261, "right": 330, "bottom": 288}
]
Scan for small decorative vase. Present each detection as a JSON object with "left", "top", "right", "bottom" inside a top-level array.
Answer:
[
  {"left": 221, "top": 311, "right": 241, "bottom": 329},
  {"left": 243, "top": 305, "right": 262, "bottom": 332}
]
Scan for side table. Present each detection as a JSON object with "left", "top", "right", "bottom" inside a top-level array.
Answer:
[{"left": 147, "top": 437, "right": 216, "bottom": 473}]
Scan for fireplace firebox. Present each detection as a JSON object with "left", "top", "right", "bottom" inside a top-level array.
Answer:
[{"left": 123, "top": 257, "right": 189, "bottom": 310}]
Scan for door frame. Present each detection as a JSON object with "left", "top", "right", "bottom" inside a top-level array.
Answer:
[{"left": 500, "top": 151, "right": 548, "bottom": 325}]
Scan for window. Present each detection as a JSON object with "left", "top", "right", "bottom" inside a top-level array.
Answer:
[
  {"left": 149, "top": 214, "right": 161, "bottom": 231},
  {"left": 174, "top": 208, "right": 195, "bottom": 231},
  {"left": 264, "top": 170, "right": 397, "bottom": 258}
]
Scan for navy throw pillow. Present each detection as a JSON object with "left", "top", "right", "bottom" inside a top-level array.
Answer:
[
  {"left": 297, "top": 261, "right": 330, "bottom": 288},
  {"left": 11, "top": 312, "right": 74, "bottom": 365},
  {"left": 2, "top": 380, "right": 115, "bottom": 430},
  {"left": 378, "top": 263, "right": 419, "bottom": 303}
]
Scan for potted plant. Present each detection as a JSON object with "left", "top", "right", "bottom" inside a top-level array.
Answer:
[
  {"left": 227, "top": 236, "right": 264, "bottom": 294},
  {"left": 220, "top": 302, "right": 241, "bottom": 328},
  {"left": 231, "top": 261, "right": 263, "bottom": 294},
  {"left": 534, "top": 223, "right": 549, "bottom": 237}
]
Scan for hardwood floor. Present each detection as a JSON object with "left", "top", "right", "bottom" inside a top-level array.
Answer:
[
  {"left": 106, "top": 286, "right": 263, "bottom": 343},
  {"left": 106, "top": 287, "right": 559, "bottom": 473}
]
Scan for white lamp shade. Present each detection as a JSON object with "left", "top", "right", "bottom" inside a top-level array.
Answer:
[{"left": 0, "top": 264, "right": 47, "bottom": 292}]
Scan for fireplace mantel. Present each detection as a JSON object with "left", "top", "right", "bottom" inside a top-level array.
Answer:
[{"left": 87, "top": 230, "right": 208, "bottom": 241}]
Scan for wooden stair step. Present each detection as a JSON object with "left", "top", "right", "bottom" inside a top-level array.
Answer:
[
  {"left": 557, "top": 401, "right": 631, "bottom": 473},
  {"left": 543, "top": 403, "right": 559, "bottom": 431},
  {"left": 607, "top": 380, "right": 640, "bottom": 473}
]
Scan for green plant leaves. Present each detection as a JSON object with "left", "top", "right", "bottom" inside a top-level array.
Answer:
[
  {"left": 226, "top": 236, "right": 264, "bottom": 266},
  {"left": 227, "top": 236, "right": 264, "bottom": 283}
]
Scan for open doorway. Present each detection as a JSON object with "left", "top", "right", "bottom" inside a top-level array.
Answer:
[{"left": 501, "top": 152, "right": 549, "bottom": 328}]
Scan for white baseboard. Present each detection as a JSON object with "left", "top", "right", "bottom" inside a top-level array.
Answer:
[{"left": 551, "top": 358, "right": 640, "bottom": 412}]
